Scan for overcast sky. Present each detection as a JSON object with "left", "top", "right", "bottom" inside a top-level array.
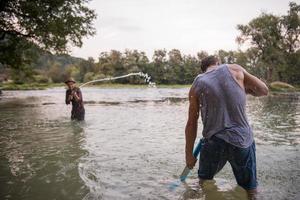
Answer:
[{"left": 70, "top": 0, "right": 292, "bottom": 59}]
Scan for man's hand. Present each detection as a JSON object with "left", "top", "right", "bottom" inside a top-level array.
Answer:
[
  {"left": 186, "top": 153, "right": 197, "bottom": 169},
  {"left": 72, "top": 90, "right": 81, "bottom": 101},
  {"left": 68, "top": 94, "right": 73, "bottom": 101}
]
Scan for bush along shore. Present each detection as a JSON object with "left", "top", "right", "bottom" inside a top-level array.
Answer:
[
  {"left": 0, "top": 82, "right": 193, "bottom": 90},
  {"left": 1, "top": 2, "right": 299, "bottom": 94},
  {"left": 0, "top": 83, "right": 64, "bottom": 90},
  {"left": 0, "top": 81, "right": 299, "bottom": 93}
]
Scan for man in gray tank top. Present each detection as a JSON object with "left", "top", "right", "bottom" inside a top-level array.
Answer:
[{"left": 185, "top": 56, "right": 268, "bottom": 199}]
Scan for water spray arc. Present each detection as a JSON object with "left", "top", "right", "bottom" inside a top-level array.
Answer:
[{"left": 79, "top": 72, "right": 156, "bottom": 88}]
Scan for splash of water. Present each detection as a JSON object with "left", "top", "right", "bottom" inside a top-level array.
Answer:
[{"left": 79, "top": 72, "right": 156, "bottom": 88}]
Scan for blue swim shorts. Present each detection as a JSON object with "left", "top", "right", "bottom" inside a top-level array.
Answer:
[{"left": 198, "top": 136, "right": 257, "bottom": 190}]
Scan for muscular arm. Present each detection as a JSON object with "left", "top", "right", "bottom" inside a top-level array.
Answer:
[
  {"left": 243, "top": 69, "right": 269, "bottom": 96},
  {"left": 185, "top": 87, "right": 200, "bottom": 169},
  {"left": 228, "top": 64, "right": 269, "bottom": 97}
]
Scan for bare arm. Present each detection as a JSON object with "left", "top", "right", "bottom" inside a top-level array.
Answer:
[
  {"left": 243, "top": 69, "right": 269, "bottom": 96},
  {"left": 228, "top": 64, "right": 269, "bottom": 97},
  {"left": 72, "top": 88, "right": 83, "bottom": 102},
  {"left": 66, "top": 90, "right": 72, "bottom": 104},
  {"left": 185, "top": 87, "right": 200, "bottom": 169}
]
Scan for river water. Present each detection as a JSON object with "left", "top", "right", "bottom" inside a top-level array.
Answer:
[{"left": 0, "top": 87, "right": 299, "bottom": 200}]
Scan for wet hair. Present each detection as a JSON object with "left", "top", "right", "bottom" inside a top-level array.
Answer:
[{"left": 201, "top": 56, "right": 219, "bottom": 72}]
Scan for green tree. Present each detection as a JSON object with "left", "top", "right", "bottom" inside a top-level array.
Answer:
[
  {"left": 78, "top": 57, "right": 96, "bottom": 82},
  {"left": 150, "top": 49, "right": 167, "bottom": 84},
  {"left": 98, "top": 52, "right": 114, "bottom": 76},
  {"left": 280, "top": 2, "right": 300, "bottom": 83},
  {"left": 281, "top": 2, "right": 300, "bottom": 53},
  {"left": 237, "top": 13, "right": 282, "bottom": 81},
  {"left": 197, "top": 51, "right": 209, "bottom": 62},
  {"left": 217, "top": 50, "right": 236, "bottom": 64},
  {"left": 0, "top": 0, "right": 96, "bottom": 81},
  {"left": 48, "top": 62, "right": 64, "bottom": 83},
  {"left": 97, "top": 50, "right": 125, "bottom": 83},
  {"left": 167, "top": 49, "right": 184, "bottom": 84},
  {"left": 65, "top": 64, "right": 80, "bottom": 81},
  {"left": 237, "top": 2, "right": 300, "bottom": 83},
  {"left": 183, "top": 55, "right": 201, "bottom": 83},
  {"left": 123, "top": 49, "right": 149, "bottom": 84}
]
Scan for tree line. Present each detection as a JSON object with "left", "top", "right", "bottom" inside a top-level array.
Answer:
[{"left": 0, "top": 1, "right": 299, "bottom": 85}]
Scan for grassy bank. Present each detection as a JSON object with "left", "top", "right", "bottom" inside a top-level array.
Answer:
[
  {"left": 269, "top": 82, "right": 300, "bottom": 93},
  {"left": 86, "top": 84, "right": 191, "bottom": 89},
  {"left": 0, "top": 82, "right": 192, "bottom": 90},
  {"left": 0, "top": 83, "right": 64, "bottom": 90},
  {"left": 269, "top": 87, "right": 300, "bottom": 92},
  {"left": 1, "top": 82, "right": 299, "bottom": 92}
]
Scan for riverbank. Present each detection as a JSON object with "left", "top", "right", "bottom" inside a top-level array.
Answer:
[
  {"left": 1, "top": 82, "right": 300, "bottom": 92},
  {"left": 0, "top": 82, "right": 191, "bottom": 90},
  {"left": 0, "top": 83, "right": 64, "bottom": 90}
]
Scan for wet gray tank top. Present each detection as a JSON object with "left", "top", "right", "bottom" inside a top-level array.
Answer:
[{"left": 192, "top": 64, "right": 253, "bottom": 148}]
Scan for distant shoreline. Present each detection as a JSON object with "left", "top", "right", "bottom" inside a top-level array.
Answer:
[
  {"left": 0, "top": 83, "right": 191, "bottom": 90},
  {"left": 1, "top": 82, "right": 299, "bottom": 93}
]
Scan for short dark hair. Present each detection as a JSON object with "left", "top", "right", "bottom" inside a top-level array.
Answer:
[{"left": 201, "top": 56, "right": 219, "bottom": 72}]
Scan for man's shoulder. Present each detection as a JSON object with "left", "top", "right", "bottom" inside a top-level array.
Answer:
[
  {"left": 193, "top": 74, "right": 205, "bottom": 84},
  {"left": 195, "top": 73, "right": 204, "bottom": 79},
  {"left": 226, "top": 64, "right": 245, "bottom": 82},
  {"left": 227, "top": 64, "right": 245, "bottom": 73},
  {"left": 191, "top": 74, "right": 206, "bottom": 94}
]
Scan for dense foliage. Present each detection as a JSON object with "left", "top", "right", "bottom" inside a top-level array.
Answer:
[
  {"left": 236, "top": 2, "right": 300, "bottom": 84},
  {"left": 0, "top": 1, "right": 299, "bottom": 85},
  {"left": 0, "top": 0, "right": 96, "bottom": 83}
]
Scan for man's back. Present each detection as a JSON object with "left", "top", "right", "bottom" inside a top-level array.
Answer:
[
  {"left": 185, "top": 57, "right": 268, "bottom": 197},
  {"left": 192, "top": 64, "right": 252, "bottom": 148}
]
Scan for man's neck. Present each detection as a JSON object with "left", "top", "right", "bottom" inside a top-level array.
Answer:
[{"left": 206, "top": 64, "right": 218, "bottom": 72}]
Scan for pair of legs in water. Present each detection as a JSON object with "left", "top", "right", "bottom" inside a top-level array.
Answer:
[{"left": 198, "top": 136, "right": 258, "bottom": 199}]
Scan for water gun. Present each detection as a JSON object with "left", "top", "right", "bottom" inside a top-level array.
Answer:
[
  {"left": 168, "top": 138, "right": 204, "bottom": 191},
  {"left": 179, "top": 138, "right": 204, "bottom": 181}
]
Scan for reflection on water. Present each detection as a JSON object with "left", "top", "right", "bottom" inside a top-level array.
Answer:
[
  {"left": 0, "top": 88, "right": 299, "bottom": 200},
  {"left": 248, "top": 93, "right": 300, "bottom": 145},
  {"left": 0, "top": 100, "right": 88, "bottom": 200}
]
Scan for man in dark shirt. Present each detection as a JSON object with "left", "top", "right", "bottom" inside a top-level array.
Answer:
[{"left": 65, "top": 78, "right": 85, "bottom": 121}]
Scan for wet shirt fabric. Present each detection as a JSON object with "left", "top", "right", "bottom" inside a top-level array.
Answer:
[
  {"left": 192, "top": 64, "right": 253, "bottom": 148},
  {"left": 65, "top": 87, "right": 85, "bottom": 121}
]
